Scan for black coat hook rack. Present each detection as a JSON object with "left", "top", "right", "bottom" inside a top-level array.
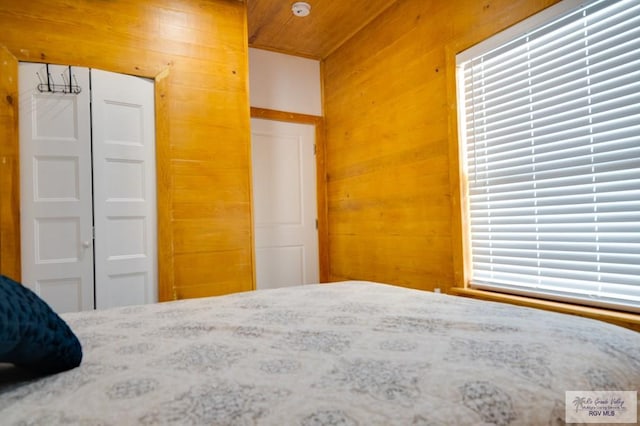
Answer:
[{"left": 36, "top": 64, "right": 82, "bottom": 94}]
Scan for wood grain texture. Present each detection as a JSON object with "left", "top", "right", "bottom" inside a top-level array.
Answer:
[
  {"left": 0, "top": 46, "right": 20, "bottom": 281},
  {"left": 452, "top": 287, "right": 640, "bottom": 332},
  {"left": 247, "top": 0, "right": 397, "bottom": 59},
  {"left": 154, "top": 68, "right": 173, "bottom": 301},
  {"left": 323, "top": 0, "right": 560, "bottom": 293},
  {"left": 0, "top": 0, "right": 253, "bottom": 299}
]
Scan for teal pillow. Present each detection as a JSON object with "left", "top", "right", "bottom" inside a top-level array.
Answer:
[{"left": 0, "top": 275, "right": 82, "bottom": 374}]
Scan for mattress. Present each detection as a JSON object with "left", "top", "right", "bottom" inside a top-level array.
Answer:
[{"left": 1, "top": 281, "right": 639, "bottom": 425}]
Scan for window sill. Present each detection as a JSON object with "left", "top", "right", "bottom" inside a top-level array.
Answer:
[{"left": 450, "top": 287, "right": 640, "bottom": 332}]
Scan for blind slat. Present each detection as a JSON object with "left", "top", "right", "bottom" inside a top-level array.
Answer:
[{"left": 457, "top": 0, "right": 640, "bottom": 313}]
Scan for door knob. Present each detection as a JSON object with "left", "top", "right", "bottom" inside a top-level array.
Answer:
[{"left": 82, "top": 240, "right": 91, "bottom": 248}]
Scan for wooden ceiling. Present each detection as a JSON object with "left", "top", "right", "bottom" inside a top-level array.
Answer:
[{"left": 247, "top": 0, "right": 398, "bottom": 59}]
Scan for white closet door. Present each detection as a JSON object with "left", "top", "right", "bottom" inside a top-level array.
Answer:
[
  {"left": 91, "top": 69, "right": 157, "bottom": 309},
  {"left": 18, "top": 63, "right": 94, "bottom": 313},
  {"left": 251, "top": 118, "right": 319, "bottom": 289}
]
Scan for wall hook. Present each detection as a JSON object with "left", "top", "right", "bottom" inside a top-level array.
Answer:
[{"left": 37, "top": 64, "right": 82, "bottom": 94}]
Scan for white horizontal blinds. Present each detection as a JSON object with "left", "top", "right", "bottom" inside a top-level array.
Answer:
[{"left": 459, "top": 0, "right": 640, "bottom": 312}]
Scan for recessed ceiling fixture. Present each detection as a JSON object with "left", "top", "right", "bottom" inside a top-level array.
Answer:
[{"left": 291, "top": 2, "right": 311, "bottom": 17}]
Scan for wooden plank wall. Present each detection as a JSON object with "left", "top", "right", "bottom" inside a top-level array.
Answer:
[
  {"left": 0, "top": 0, "right": 253, "bottom": 300},
  {"left": 0, "top": 46, "right": 20, "bottom": 281},
  {"left": 323, "top": 0, "right": 560, "bottom": 292}
]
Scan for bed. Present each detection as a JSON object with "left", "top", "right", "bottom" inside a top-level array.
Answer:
[{"left": 1, "top": 280, "right": 639, "bottom": 425}]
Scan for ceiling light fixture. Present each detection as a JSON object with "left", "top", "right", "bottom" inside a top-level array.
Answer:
[{"left": 291, "top": 2, "right": 311, "bottom": 17}]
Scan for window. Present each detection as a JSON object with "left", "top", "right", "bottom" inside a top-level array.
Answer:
[{"left": 456, "top": 0, "right": 640, "bottom": 313}]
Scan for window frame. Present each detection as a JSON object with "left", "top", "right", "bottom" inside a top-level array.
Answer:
[{"left": 449, "top": 0, "right": 640, "bottom": 317}]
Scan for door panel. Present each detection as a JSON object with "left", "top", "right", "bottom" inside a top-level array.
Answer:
[
  {"left": 19, "top": 63, "right": 94, "bottom": 313},
  {"left": 91, "top": 69, "right": 157, "bottom": 309},
  {"left": 251, "top": 118, "right": 319, "bottom": 289}
]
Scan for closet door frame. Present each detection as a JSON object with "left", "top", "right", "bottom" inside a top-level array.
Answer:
[{"left": 2, "top": 51, "right": 171, "bottom": 303}]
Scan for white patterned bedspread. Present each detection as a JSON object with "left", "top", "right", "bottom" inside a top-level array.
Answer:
[{"left": 1, "top": 281, "right": 639, "bottom": 425}]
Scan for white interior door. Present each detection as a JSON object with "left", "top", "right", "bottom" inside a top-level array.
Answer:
[
  {"left": 251, "top": 118, "right": 319, "bottom": 289},
  {"left": 19, "top": 63, "right": 94, "bottom": 313},
  {"left": 91, "top": 69, "right": 157, "bottom": 309}
]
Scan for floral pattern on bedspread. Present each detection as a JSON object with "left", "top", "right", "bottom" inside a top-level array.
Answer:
[{"left": 1, "top": 281, "right": 639, "bottom": 425}]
